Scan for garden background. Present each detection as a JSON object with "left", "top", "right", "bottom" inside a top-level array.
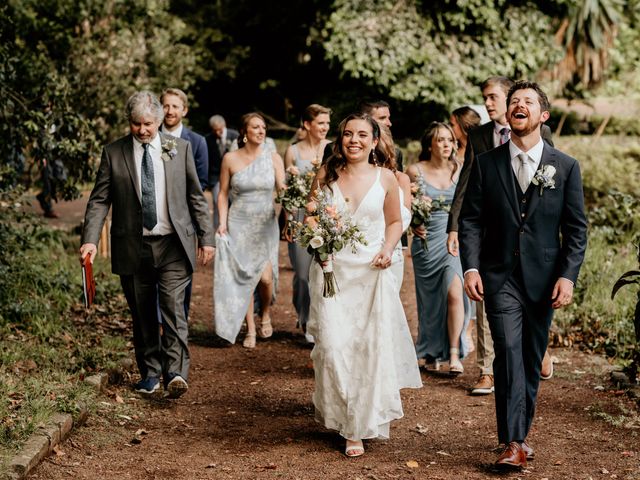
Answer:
[{"left": 1, "top": 0, "right": 639, "bottom": 472}]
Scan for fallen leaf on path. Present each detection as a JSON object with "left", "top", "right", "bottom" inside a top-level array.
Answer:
[
  {"left": 256, "top": 463, "right": 277, "bottom": 470},
  {"left": 413, "top": 423, "right": 428, "bottom": 435},
  {"left": 115, "top": 394, "right": 124, "bottom": 404},
  {"left": 436, "top": 451, "right": 451, "bottom": 456},
  {"left": 601, "top": 468, "right": 610, "bottom": 474},
  {"left": 205, "top": 463, "right": 217, "bottom": 469},
  {"left": 621, "top": 451, "right": 635, "bottom": 457},
  {"left": 554, "top": 460, "right": 563, "bottom": 466},
  {"left": 406, "top": 460, "right": 419, "bottom": 469},
  {"left": 134, "top": 429, "right": 148, "bottom": 436},
  {"left": 52, "top": 445, "right": 65, "bottom": 456}
]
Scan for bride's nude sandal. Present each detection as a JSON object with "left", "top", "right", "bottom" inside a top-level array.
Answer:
[{"left": 345, "top": 440, "right": 365, "bottom": 458}]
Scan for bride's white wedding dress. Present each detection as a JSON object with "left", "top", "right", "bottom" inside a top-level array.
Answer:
[{"left": 307, "top": 168, "right": 422, "bottom": 440}]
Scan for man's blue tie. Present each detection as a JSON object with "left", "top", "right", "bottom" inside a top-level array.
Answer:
[{"left": 141, "top": 143, "right": 157, "bottom": 230}]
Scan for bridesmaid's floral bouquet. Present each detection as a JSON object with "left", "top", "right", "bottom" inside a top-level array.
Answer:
[
  {"left": 276, "top": 162, "right": 320, "bottom": 237},
  {"left": 410, "top": 182, "right": 449, "bottom": 252},
  {"left": 294, "top": 190, "right": 366, "bottom": 298}
]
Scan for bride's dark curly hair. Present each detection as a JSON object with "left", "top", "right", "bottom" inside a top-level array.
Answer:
[{"left": 323, "top": 113, "right": 386, "bottom": 187}]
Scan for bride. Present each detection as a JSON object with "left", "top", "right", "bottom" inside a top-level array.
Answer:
[{"left": 306, "top": 113, "right": 422, "bottom": 457}]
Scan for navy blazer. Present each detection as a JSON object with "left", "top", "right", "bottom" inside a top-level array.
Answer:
[
  {"left": 459, "top": 142, "right": 587, "bottom": 303},
  {"left": 180, "top": 126, "right": 208, "bottom": 190},
  {"left": 447, "top": 122, "right": 553, "bottom": 232}
]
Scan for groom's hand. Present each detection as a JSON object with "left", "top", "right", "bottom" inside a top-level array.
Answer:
[
  {"left": 464, "top": 271, "right": 484, "bottom": 301},
  {"left": 551, "top": 277, "right": 574, "bottom": 309}
]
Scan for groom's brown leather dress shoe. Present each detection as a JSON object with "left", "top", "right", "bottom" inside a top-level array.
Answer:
[
  {"left": 495, "top": 442, "right": 527, "bottom": 469},
  {"left": 522, "top": 440, "right": 534, "bottom": 460}
]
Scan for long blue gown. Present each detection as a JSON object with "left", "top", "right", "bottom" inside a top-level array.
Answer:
[{"left": 411, "top": 168, "right": 471, "bottom": 361}]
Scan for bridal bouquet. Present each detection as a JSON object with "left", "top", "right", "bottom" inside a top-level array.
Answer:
[
  {"left": 276, "top": 162, "right": 320, "bottom": 237},
  {"left": 294, "top": 190, "right": 366, "bottom": 297},
  {"left": 410, "top": 182, "right": 449, "bottom": 252}
]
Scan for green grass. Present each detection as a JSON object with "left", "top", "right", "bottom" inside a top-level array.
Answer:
[
  {"left": 0, "top": 201, "right": 130, "bottom": 465},
  {"left": 554, "top": 228, "right": 637, "bottom": 361}
]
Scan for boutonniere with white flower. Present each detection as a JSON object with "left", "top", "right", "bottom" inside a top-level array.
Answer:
[
  {"left": 531, "top": 164, "right": 556, "bottom": 196},
  {"left": 161, "top": 138, "right": 178, "bottom": 162}
]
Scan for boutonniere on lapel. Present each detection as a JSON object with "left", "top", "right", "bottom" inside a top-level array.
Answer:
[
  {"left": 531, "top": 165, "right": 556, "bottom": 196},
  {"left": 161, "top": 138, "right": 178, "bottom": 162}
]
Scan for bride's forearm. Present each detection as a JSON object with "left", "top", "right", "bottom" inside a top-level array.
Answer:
[{"left": 383, "top": 220, "right": 403, "bottom": 252}]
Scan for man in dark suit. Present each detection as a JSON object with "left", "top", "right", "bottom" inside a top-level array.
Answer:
[
  {"left": 80, "top": 91, "right": 214, "bottom": 398},
  {"left": 447, "top": 76, "right": 554, "bottom": 396},
  {"left": 160, "top": 88, "right": 209, "bottom": 191},
  {"left": 459, "top": 81, "right": 587, "bottom": 468},
  {"left": 205, "top": 115, "right": 238, "bottom": 230},
  {"left": 160, "top": 88, "right": 209, "bottom": 319}
]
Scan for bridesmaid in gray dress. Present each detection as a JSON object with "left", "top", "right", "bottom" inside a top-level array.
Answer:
[
  {"left": 283, "top": 104, "right": 331, "bottom": 342},
  {"left": 214, "top": 113, "right": 285, "bottom": 348},
  {"left": 406, "top": 122, "right": 471, "bottom": 375}
]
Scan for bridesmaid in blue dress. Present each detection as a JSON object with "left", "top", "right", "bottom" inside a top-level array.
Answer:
[
  {"left": 283, "top": 104, "right": 331, "bottom": 342},
  {"left": 406, "top": 122, "right": 471, "bottom": 375},
  {"left": 214, "top": 113, "right": 285, "bottom": 348}
]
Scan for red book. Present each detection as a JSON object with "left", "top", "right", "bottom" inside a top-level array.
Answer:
[{"left": 81, "top": 256, "right": 96, "bottom": 308}]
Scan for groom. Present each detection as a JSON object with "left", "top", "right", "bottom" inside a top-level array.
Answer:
[
  {"left": 459, "top": 81, "right": 587, "bottom": 468},
  {"left": 80, "top": 91, "right": 214, "bottom": 398}
]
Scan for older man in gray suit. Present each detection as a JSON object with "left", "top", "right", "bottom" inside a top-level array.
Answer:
[{"left": 80, "top": 91, "right": 214, "bottom": 398}]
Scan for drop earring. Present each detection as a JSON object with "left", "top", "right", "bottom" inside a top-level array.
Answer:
[{"left": 243, "top": 134, "right": 248, "bottom": 143}]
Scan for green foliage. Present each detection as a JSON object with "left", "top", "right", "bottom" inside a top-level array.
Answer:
[
  {"left": 0, "top": 188, "right": 129, "bottom": 455},
  {"left": 554, "top": 228, "right": 637, "bottom": 361},
  {"left": 0, "top": 0, "right": 213, "bottom": 197},
  {"left": 557, "top": 136, "right": 640, "bottom": 202},
  {"left": 322, "top": 0, "right": 563, "bottom": 108},
  {"left": 553, "top": 136, "right": 640, "bottom": 366}
]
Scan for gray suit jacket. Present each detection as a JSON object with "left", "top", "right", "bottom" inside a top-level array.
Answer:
[{"left": 82, "top": 133, "right": 214, "bottom": 275}]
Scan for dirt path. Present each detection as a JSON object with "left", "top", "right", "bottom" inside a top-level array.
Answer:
[{"left": 27, "top": 194, "right": 640, "bottom": 480}]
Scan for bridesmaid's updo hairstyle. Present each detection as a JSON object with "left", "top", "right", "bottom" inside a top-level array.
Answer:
[
  {"left": 301, "top": 104, "right": 332, "bottom": 126},
  {"left": 238, "top": 112, "right": 266, "bottom": 149},
  {"left": 324, "top": 113, "right": 384, "bottom": 187},
  {"left": 419, "top": 121, "right": 459, "bottom": 180}
]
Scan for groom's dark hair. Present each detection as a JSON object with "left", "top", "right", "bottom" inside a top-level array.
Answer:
[{"left": 507, "top": 81, "right": 551, "bottom": 113}]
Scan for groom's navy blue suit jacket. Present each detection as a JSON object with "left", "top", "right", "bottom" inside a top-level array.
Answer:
[{"left": 459, "top": 142, "right": 588, "bottom": 303}]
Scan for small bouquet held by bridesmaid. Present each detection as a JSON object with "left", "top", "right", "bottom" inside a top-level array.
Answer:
[
  {"left": 410, "top": 182, "right": 449, "bottom": 252},
  {"left": 276, "top": 162, "right": 320, "bottom": 237},
  {"left": 295, "top": 190, "right": 367, "bottom": 297}
]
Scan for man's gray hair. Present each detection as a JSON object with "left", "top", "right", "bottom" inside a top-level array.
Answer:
[
  {"left": 209, "top": 115, "right": 226, "bottom": 128},
  {"left": 125, "top": 91, "right": 164, "bottom": 123}
]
